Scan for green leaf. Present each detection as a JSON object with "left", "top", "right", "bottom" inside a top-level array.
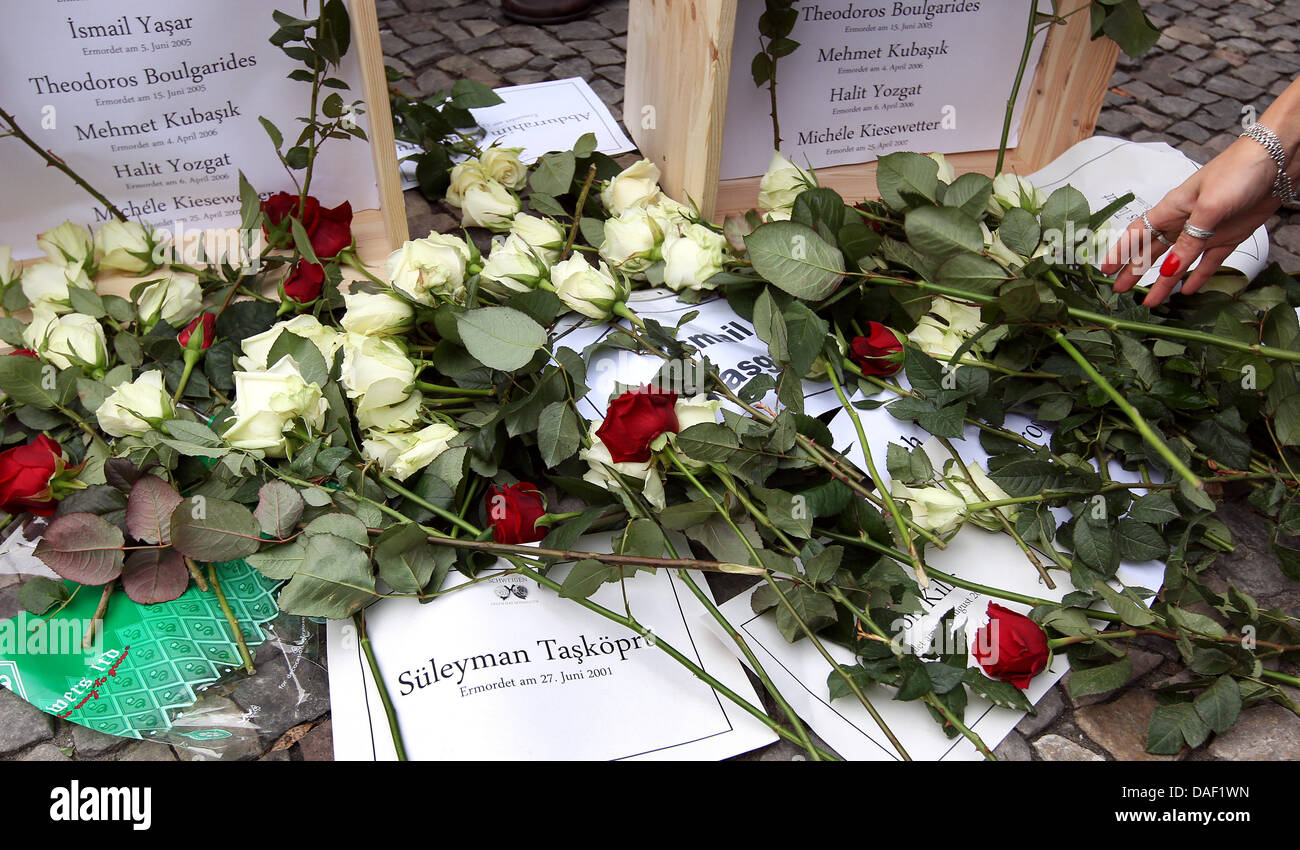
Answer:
[
  {"left": 451, "top": 78, "right": 504, "bottom": 108},
  {"left": 537, "top": 401, "right": 581, "bottom": 467},
  {"left": 997, "top": 207, "right": 1041, "bottom": 256},
  {"left": 1072, "top": 519, "right": 1119, "bottom": 574},
  {"left": 801, "top": 542, "right": 843, "bottom": 584},
  {"left": 304, "top": 513, "right": 370, "bottom": 546},
  {"left": 1167, "top": 606, "right": 1228, "bottom": 638},
  {"left": 254, "top": 481, "right": 305, "bottom": 539},
  {"left": 1040, "top": 185, "right": 1091, "bottom": 237},
  {"left": 1147, "top": 702, "right": 1208, "bottom": 754},
  {"left": 530, "top": 151, "right": 576, "bottom": 196},
  {"left": 774, "top": 585, "right": 838, "bottom": 643},
  {"left": 782, "top": 301, "right": 827, "bottom": 376},
  {"left": 941, "top": 172, "right": 993, "bottom": 219},
  {"left": 0, "top": 354, "right": 62, "bottom": 409},
  {"left": 559, "top": 559, "right": 619, "bottom": 600},
  {"left": 1068, "top": 657, "right": 1132, "bottom": 699},
  {"left": 374, "top": 523, "right": 440, "bottom": 595},
  {"left": 19, "top": 577, "right": 71, "bottom": 616},
  {"left": 675, "top": 423, "right": 740, "bottom": 462},
  {"left": 616, "top": 518, "right": 668, "bottom": 559},
  {"left": 246, "top": 540, "right": 308, "bottom": 580},
  {"left": 1115, "top": 518, "right": 1167, "bottom": 562},
  {"left": 936, "top": 253, "right": 1011, "bottom": 294},
  {"left": 455, "top": 306, "right": 545, "bottom": 371},
  {"left": 1128, "top": 492, "right": 1179, "bottom": 524},
  {"left": 904, "top": 205, "right": 983, "bottom": 263},
  {"left": 1194, "top": 675, "right": 1241, "bottom": 733},
  {"left": 266, "top": 330, "right": 329, "bottom": 388},
  {"left": 170, "top": 498, "right": 262, "bottom": 562},
  {"left": 963, "top": 669, "right": 1034, "bottom": 712},
  {"left": 1092, "top": 579, "right": 1155, "bottom": 626},
  {"left": 745, "top": 221, "right": 846, "bottom": 301},
  {"left": 876, "top": 151, "right": 939, "bottom": 210},
  {"left": 275, "top": 534, "right": 377, "bottom": 618},
  {"left": 34, "top": 513, "right": 124, "bottom": 586}
]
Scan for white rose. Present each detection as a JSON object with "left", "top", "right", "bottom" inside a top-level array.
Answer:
[
  {"left": 508, "top": 213, "right": 565, "bottom": 263},
  {"left": 480, "top": 235, "right": 546, "bottom": 294},
  {"left": 37, "top": 222, "right": 94, "bottom": 271},
  {"left": 983, "top": 222, "right": 1025, "bottom": 270},
  {"left": 341, "top": 289, "right": 414, "bottom": 336},
  {"left": 446, "top": 158, "right": 491, "bottom": 207},
  {"left": 929, "top": 297, "right": 984, "bottom": 338},
  {"left": 0, "top": 247, "right": 17, "bottom": 288},
  {"left": 599, "top": 207, "right": 664, "bottom": 274},
  {"left": 385, "top": 233, "right": 471, "bottom": 306},
  {"left": 480, "top": 147, "right": 528, "bottom": 191},
  {"left": 20, "top": 261, "right": 91, "bottom": 312},
  {"left": 758, "top": 152, "right": 814, "bottom": 216},
  {"left": 988, "top": 173, "right": 1048, "bottom": 216},
  {"left": 891, "top": 482, "right": 966, "bottom": 536},
  {"left": 25, "top": 309, "right": 108, "bottom": 371},
  {"left": 662, "top": 223, "right": 727, "bottom": 292},
  {"left": 237, "top": 315, "right": 341, "bottom": 372},
  {"left": 674, "top": 394, "right": 722, "bottom": 430},
  {"left": 95, "top": 220, "right": 156, "bottom": 274},
  {"left": 600, "top": 158, "right": 661, "bottom": 216},
  {"left": 551, "top": 255, "right": 625, "bottom": 320},
  {"left": 223, "top": 357, "right": 327, "bottom": 457},
  {"left": 137, "top": 268, "right": 202, "bottom": 329},
  {"left": 926, "top": 152, "right": 956, "bottom": 185},
  {"left": 948, "top": 463, "right": 1018, "bottom": 531},
  {"left": 908, "top": 317, "right": 963, "bottom": 361},
  {"left": 362, "top": 422, "right": 457, "bottom": 481},
  {"left": 460, "top": 180, "right": 521, "bottom": 231},
  {"left": 340, "top": 332, "right": 416, "bottom": 410},
  {"left": 96, "top": 370, "right": 175, "bottom": 437},
  {"left": 357, "top": 390, "right": 424, "bottom": 432}
]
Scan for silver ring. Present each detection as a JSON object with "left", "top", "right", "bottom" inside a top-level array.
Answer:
[
  {"left": 1182, "top": 222, "right": 1215, "bottom": 240},
  {"left": 1141, "top": 212, "right": 1174, "bottom": 246}
]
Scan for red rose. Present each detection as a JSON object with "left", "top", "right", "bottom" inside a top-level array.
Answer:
[
  {"left": 596, "top": 387, "right": 679, "bottom": 463},
  {"left": 0, "top": 435, "right": 65, "bottom": 517},
  {"left": 849, "top": 322, "right": 904, "bottom": 376},
  {"left": 310, "top": 201, "right": 352, "bottom": 259},
  {"left": 261, "top": 191, "right": 320, "bottom": 234},
  {"left": 283, "top": 260, "right": 325, "bottom": 304},
  {"left": 485, "top": 483, "right": 549, "bottom": 544},
  {"left": 9, "top": 349, "right": 38, "bottom": 357},
  {"left": 178, "top": 313, "right": 216, "bottom": 351},
  {"left": 971, "top": 602, "right": 1050, "bottom": 689}
]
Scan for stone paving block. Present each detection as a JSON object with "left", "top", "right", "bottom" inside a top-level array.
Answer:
[
  {"left": 21, "top": 743, "right": 72, "bottom": 762},
  {"left": 1075, "top": 691, "right": 1179, "bottom": 761},
  {"left": 297, "top": 719, "right": 334, "bottom": 761},
  {"left": 1208, "top": 702, "right": 1300, "bottom": 760},
  {"left": 1015, "top": 686, "right": 1067, "bottom": 738},
  {"left": 1166, "top": 119, "right": 1213, "bottom": 144},
  {"left": 0, "top": 687, "right": 55, "bottom": 756},
  {"left": 72, "top": 724, "right": 129, "bottom": 759},
  {"left": 1206, "top": 74, "right": 1265, "bottom": 101},
  {"left": 116, "top": 741, "right": 178, "bottom": 762},
  {"left": 994, "top": 731, "right": 1033, "bottom": 761},
  {"left": 1033, "top": 734, "right": 1105, "bottom": 761}
]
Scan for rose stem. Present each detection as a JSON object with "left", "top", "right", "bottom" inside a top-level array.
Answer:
[
  {"left": 182, "top": 555, "right": 210, "bottom": 592},
  {"left": 207, "top": 563, "right": 256, "bottom": 675},
  {"left": 0, "top": 107, "right": 127, "bottom": 222},
  {"left": 996, "top": 0, "right": 1039, "bottom": 174},
  {"left": 1048, "top": 329, "right": 1203, "bottom": 489},
  {"left": 937, "top": 437, "right": 1056, "bottom": 589},
  {"left": 666, "top": 450, "right": 913, "bottom": 761},
  {"left": 560, "top": 163, "right": 599, "bottom": 261},
  {"left": 83, "top": 581, "right": 114, "bottom": 650},
  {"left": 354, "top": 609, "right": 408, "bottom": 760},
  {"left": 826, "top": 360, "right": 929, "bottom": 587}
]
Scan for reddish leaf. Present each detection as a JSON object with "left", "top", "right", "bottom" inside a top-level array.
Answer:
[
  {"left": 126, "top": 475, "right": 183, "bottom": 545},
  {"left": 254, "top": 481, "right": 305, "bottom": 539},
  {"left": 33, "top": 513, "right": 125, "bottom": 586},
  {"left": 122, "top": 548, "right": 190, "bottom": 604}
]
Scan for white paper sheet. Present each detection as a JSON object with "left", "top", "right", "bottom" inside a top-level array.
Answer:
[
  {"left": 720, "top": 0, "right": 1051, "bottom": 179},
  {"left": 553, "top": 287, "right": 842, "bottom": 420},
  {"left": 326, "top": 532, "right": 778, "bottom": 760},
  {"left": 1026, "top": 136, "right": 1271, "bottom": 284},
  {"left": 398, "top": 77, "right": 633, "bottom": 189},
  {"left": 0, "top": 1, "right": 380, "bottom": 257}
]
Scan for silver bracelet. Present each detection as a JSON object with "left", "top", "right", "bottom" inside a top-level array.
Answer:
[{"left": 1241, "top": 122, "right": 1295, "bottom": 203}]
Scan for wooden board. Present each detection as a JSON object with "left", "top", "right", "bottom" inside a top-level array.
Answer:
[{"left": 626, "top": 0, "right": 1119, "bottom": 220}]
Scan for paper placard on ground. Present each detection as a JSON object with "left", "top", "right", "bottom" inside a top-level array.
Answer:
[
  {"left": 326, "top": 532, "right": 777, "bottom": 761},
  {"left": 1027, "top": 136, "right": 1270, "bottom": 283},
  {"left": 397, "top": 77, "right": 633, "bottom": 189},
  {"left": 0, "top": 0, "right": 393, "bottom": 258},
  {"left": 553, "top": 288, "right": 841, "bottom": 420}
]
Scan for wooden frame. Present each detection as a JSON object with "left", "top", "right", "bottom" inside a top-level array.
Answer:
[{"left": 624, "top": 0, "right": 1119, "bottom": 220}]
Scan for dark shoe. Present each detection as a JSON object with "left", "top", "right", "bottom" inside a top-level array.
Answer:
[{"left": 502, "top": 0, "right": 595, "bottom": 25}]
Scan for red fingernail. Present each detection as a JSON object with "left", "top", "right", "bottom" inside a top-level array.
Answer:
[{"left": 1160, "top": 254, "right": 1182, "bottom": 277}]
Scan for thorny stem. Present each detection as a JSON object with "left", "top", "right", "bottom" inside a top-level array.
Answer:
[
  {"left": 561, "top": 164, "right": 598, "bottom": 261},
  {"left": 83, "top": 581, "right": 114, "bottom": 650},
  {"left": 0, "top": 107, "right": 127, "bottom": 221},
  {"left": 355, "top": 610, "right": 408, "bottom": 760},
  {"left": 997, "top": 0, "right": 1039, "bottom": 173}
]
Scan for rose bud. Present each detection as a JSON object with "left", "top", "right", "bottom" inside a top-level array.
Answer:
[
  {"left": 971, "top": 602, "right": 1051, "bottom": 689},
  {"left": 310, "top": 201, "right": 353, "bottom": 259},
  {"left": 595, "top": 386, "right": 679, "bottom": 463},
  {"left": 849, "top": 322, "right": 905, "bottom": 376},
  {"left": 179, "top": 313, "right": 216, "bottom": 351},
  {"left": 9, "top": 349, "right": 38, "bottom": 357},
  {"left": 485, "top": 482, "right": 549, "bottom": 545},
  {"left": 283, "top": 260, "right": 326, "bottom": 305},
  {"left": 0, "top": 435, "right": 73, "bottom": 517}
]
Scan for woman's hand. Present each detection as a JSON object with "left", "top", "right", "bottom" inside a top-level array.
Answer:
[{"left": 1101, "top": 135, "right": 1282, "bottom": 307}]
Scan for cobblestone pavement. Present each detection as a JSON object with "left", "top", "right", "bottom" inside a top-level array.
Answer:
[{"left": 3, "top": 0, "right": 1298, "bottom": 763}]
